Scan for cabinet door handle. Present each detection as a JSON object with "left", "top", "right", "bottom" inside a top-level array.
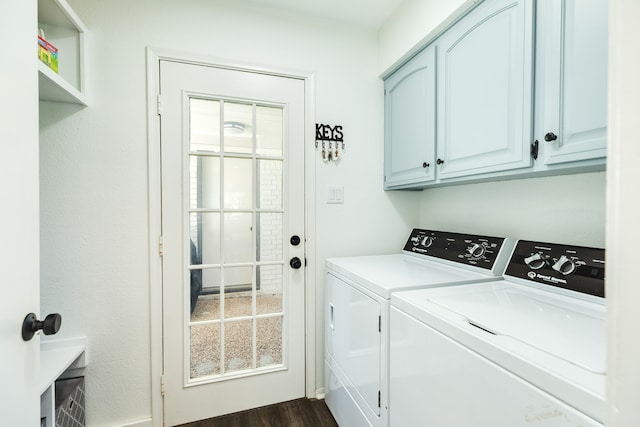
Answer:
[
  {"left": 531, "top": 140, "right": 539, "bottom": 160},
  {"left": 422, "top": 162, "right": 430, "bottom": 168},
  {"left": 544, "top": 132, "right": 558, "bottom": 142},
  {"left": 436, "top": 158, "right": 444, "bottom": 165}
]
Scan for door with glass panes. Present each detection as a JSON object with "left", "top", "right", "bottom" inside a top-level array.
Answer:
[{"left": 159, "top": 60, "right": 306, "bottom": 426}]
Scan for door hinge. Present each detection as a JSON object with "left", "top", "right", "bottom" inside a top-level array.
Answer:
[
  {"left": 157, "top": 94, "right": 162, "bottom": 116},
  {"left": 378, "top": 315, "right": 381, "bottom": 332},
  {"left": 531, "top": 140, "right": 539, "bottom": 160},
  {"left": 161, "top": 374, "right": 166, "bottom": 397},
  {"left": 378, "top": 390, "right": 381, "bottom": 408},
  {"left": 159, "top": 235, "right": 164, "bottom": 257}
]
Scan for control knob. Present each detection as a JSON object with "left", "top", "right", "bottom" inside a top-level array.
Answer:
[
  {"left": 421, "top": 236, "right": 434, "bottom": 248},
  {"left": 552, "top": 255, "right": 583, "bottom": 276},
  {"left": 467, "top": 243, "right": 486, "bottom": 259},
  {"left": 524, "top": 253, "right": 547, "bottom": 270}
]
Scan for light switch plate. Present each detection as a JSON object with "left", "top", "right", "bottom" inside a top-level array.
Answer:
[{"left": 327, "top": 185, "right": 344, "bottom": 204}]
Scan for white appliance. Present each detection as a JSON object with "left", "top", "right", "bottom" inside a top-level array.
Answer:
[
  {"left": 390, "top": 240, "right": 606, "bottom": 426},
  {"left": 324, "top": 229, "right": 515, "bottom": 427}
]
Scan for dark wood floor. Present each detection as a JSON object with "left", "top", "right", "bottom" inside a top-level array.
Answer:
[{"left": 176, "top": 398, "right": 338, "bottom": 427}]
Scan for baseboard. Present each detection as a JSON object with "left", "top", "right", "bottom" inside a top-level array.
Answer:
[
  {"left": 315, "top": 387, "right": 326, "bottom": 399},
  {"left": 121, "top": 418, "right": 153, "bottom": 427}
]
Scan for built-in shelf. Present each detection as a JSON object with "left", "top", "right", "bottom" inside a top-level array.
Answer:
[
  {"left": 40, "top": 337, "right": 87, "bottom": 427},
  {"left": 37, "top": 0, "right": 87, "bottom": 105},
  {"left": 38, "top": 62, "right": 86, "bottom": 105},
  {"left": 40, "top": 337, "right": 87, "bottom": 394}
]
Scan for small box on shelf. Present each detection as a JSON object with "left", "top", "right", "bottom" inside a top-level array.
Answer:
[{"left": 38, "top": 35, "right": 58, "bottom": 74}]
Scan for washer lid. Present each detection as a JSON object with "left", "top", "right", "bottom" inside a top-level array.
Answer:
[
  {"left": 428, "top": 282, "right": 606, "bottom": 374},
  {"left": 326, "top": 254, "right": 497, "bottom": 299}
]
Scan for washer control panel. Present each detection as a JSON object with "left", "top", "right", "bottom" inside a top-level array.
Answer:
[
  {"left": 403, "top": 229, "right": 511, "bottom": 272},
  {"left": 505, "top": 240, "right": 605, "bottom": 298}
]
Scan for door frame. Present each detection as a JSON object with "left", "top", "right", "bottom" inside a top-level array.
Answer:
[{"left": 145, "top": 47, "right": 317, "bottom": 426}]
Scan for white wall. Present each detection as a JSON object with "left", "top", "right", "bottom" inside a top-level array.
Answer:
[
  {"left": 39, "top": 0, "right": 417, "bottom": 425},
  {"left": 417, "top": 172, "right": 606, "bottom": 246}
]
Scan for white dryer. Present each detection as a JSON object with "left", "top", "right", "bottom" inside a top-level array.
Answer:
[
  {"left": 390, "top": 240, "right": 606, "bottom": 426},
  {"left": 324, "top": 229, "right": 515, "bottom": 427}
]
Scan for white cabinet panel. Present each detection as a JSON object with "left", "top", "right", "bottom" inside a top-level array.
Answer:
[
  {"left": 436, "top": 0, "right": 534, "bottom": 179},
  {"left": 384, "top": 46, "right": 436, "bottom": 188},
  {"left": 537, "top": 0, "right": 608, "bottom": 165}
]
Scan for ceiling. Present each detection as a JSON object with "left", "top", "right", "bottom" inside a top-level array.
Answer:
[{"left": 241, "top": 0, "right": 405, "bottom": 29}]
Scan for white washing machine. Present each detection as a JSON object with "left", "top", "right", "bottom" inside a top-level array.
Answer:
[
  {"left": 324, "top": 229, "right": 515, "bottom": 427},
  {"left": 390, "top": 240, "right": 606, "bottom": 426}
]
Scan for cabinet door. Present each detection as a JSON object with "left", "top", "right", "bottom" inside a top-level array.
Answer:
[
  {"left": 383, "top": 46, "right": 436, "bottom": 189},
  {"left": 538, "top": 0, "right": 608, "bottom": 165},
  {"left": 436, "top": 0, "right": 534, "bottom": 180}
]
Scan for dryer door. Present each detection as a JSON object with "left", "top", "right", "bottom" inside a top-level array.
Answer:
[{"left": 326, "top": 273, "right": 381, "bottom": 418}]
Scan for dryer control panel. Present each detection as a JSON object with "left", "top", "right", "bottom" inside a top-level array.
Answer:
[
  {"left": 504, "top": 240, "right": 605, "bottom": 298},
  {"left": 403, "top": 229, "right": 512, "bottom": 273}
]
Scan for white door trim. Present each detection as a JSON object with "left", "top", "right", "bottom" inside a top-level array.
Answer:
[{"left": 145, "top": 47, "right": 316, "bottom": 426}]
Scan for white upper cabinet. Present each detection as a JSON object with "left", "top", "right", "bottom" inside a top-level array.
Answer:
[
  {"left": 384, "top": 46, "right": 436, "bottom": 189},
  {"left": 382, "top": 0, "right": 608, "bottom": 190},
  {"left": 436, "top": 0, "right": 534, "bottom": 180},
  {"left": 536, "top": 0, "right": 608, "bottom": 165},
  {"left": 38, "top": 0, "right": 87, "bottom": 105}
]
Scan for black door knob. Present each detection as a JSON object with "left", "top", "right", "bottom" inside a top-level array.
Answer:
[
  {"left": 290, "top": 257, "right": 302, "bottom": 269},
  {"left": 290, "top": 235, "right": 301, "bottom": 246},
  {"left": 422, "top": 162, "right": 430, "bottom": 168},
  {"left": 544, "top": 132, "right": 558, "bottom": 142},
  {"left": 22, "top": 313, "right": 62, "bottom": 341},
  {"left": 436, "top": 158, "right": 444, "bottom": 165}
]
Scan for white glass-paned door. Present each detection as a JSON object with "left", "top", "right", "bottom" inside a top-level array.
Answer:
[{"left": 160, "top": 60, "right": 305, "bottom": 425}]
